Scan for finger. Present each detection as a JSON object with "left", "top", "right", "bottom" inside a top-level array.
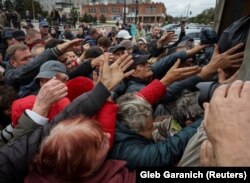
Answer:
[
  {"left": 121, "top": 60, "right": 134, "bottom": 72},
  {"left": 228, "top": 51, "right": 244, "bottom": 60},
  {"left": 203, "top": 102, "right": 209, "bottom": 125},
  {"left": 92, "top": 71, "right": 98, "bottom": 83},
  {"left": 124, "top": 69, "right": 135, "bottom": 78},
  {"left": 120, "top": 55, "right": 133, "bottom": 68},
  {"left": 212, "top": 84, "right": 229, "bottom": 99},
  {"left": 218, "top": 68, "right": 226, "bottom": 83},
  {"left": 213, "top": 44, "right": 220, "bottom": 54},
  {"left": 240, "top": 81, "right": 250, "bottom": 99},
  {"left": 99, "top": 59, "right": 104, "bottom": 79},
  {"left": 225, "top": 43, "right": 244, "bottom": 55},
  {"left": 175, "top": 65, "right": 200, "bottom": 72},
  {"left": 227, "top": 80, "right": 243, "bottom": 98},
  {"left": 116, "top": 53, "right": 129, "bottom": 65},
  {"left": 171, "top": 59, "right": 181, "bottom": 69},
  {"left": 206, "top": 141, "right": 216, "bottom": 166},
  {"left": 200, "top": 140, "right": 209, "bottom": 166}
]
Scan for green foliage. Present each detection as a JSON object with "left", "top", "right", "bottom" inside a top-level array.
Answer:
[
  {"left": 190, "top": 8, "right": 215, "bottom": 24},
  {"left": 23, "top": 0, "right": 44, "bottom": 19},
  {"left": 14, "top": 0, "right": 25, "bottom": 17},
  {"left": 4, "top": 0, "right": 14, "bottom": 10},
  {"left": 165, "top": 15, "right": 174, "bottom": 23},
  {"left": 70, "top": 7, "right": 78, "bottom": 21},
  {"left": 99, "top": 14, "right": 106, "bottom": 23},
  {"left": 81, "top": 13, "right": 93, "bottom": 23}
]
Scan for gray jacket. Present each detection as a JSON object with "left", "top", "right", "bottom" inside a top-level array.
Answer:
[{"left": 4, "top": 48, "right": 61, "bottom": 90}]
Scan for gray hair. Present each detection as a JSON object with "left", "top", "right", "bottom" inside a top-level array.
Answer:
[
  {"left": 116, "top": 93, "right": 152, "bottom": 133},
  {"left": 6, "top": 43, "right": 29, "bottom": 60}
]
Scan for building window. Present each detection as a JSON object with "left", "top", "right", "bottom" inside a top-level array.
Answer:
[
  {"left": 111, "top": 7, "right": 121, "bottom": 14},
  {"left": 100, "top": 8, "right": 107, "bottom": 13},
  {"left": 147, "top": 6, "right": 156, "bottom": 13},
  {"left": 88, "top": 7, "right": 96, "bottom": 13}
]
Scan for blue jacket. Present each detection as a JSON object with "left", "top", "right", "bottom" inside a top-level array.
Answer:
[{"left": 109, "top": 118, "right": 202, "bottom": 169}]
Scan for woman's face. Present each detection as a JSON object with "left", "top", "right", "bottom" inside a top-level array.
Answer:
[{"left": 138, "top": 116, "right": 154, "bottom": 139}]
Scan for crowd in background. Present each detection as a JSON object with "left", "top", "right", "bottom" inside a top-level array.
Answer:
[{"left": 0, "top": 7, "right": 249, "bottom": 182}]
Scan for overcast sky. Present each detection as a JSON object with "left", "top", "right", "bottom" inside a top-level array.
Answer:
[{"left": 152, "top": 0, "right": 216, "bottom": 17}]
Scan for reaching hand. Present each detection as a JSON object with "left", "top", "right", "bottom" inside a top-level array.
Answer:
[
  {"left": 203, "top": 80, "right": 250, "bottom": 166},
  {"left": 157, "top": 32, "right": 176, "bottom": 48},
  {"left": 160, "top": 59, "right": 201, "bottom": 86},
  {"left": 200, "top": 140, "right": 217, "bottom": 167},
  {"left": 57, "top": 38, "right": 84, "bottom": 53},
  {"left": 99, "top": 53, "right": 135, "bottom": 90},
  {"left": 206, "top": 43, "right": 244, "bottom": 73},
  {"left": 218, "top": 68, "right": 239, "bottom": 84},
  {"left": 32, "top": 78, "right": 68, "bottom": 117}
]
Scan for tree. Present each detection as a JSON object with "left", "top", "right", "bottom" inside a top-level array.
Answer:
[
  {"left": 99, "top": 14, "right": 106, "bottom": 23},
  {"left": 23, "top": 0, "right": 44, "bottom": 19},
  {"left": 13, "top": 0, "right": 25, "bottom": 18},
  {"left": 190, "top": 8, "right": 215, "bottom": 24},
  {"left": 4, "top": 0, "right": 14, "bottom": 10},
  {"left": 165, "top": 15, "right": 174, "bottom": 23}
]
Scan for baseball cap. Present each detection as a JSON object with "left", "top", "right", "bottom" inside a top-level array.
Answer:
[
  {"left": 39, "top": 21, "right": 49, "bottom": 28},
  {"left": 35, "top": 60, "right": 67, "bottom": 80},
  {"left": 108, "top": 45, "right": 126, "bottom": 53},
  {"left": 13, "top": 30, "right": 26, "bottom": 40},
  {"left": 137, "top": 37, "right": 147, "bottom": 44},
  {"left": 3, "top": 29, "right": 13, "bottom": 39},
  {"left": 119, "top": 40, "right": 133, "bottom": 50},
  {"left": 116, "top": 30, "right": 132, "bottom": 39},
  {"left": 125, "top": 54, "right": 151, "bottom": 72}
]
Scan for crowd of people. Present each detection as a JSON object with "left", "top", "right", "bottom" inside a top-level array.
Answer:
[{"left": 0, "top": 9, "right": 249, "bottom": 182}]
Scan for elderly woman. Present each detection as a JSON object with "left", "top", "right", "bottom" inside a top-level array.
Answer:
[{"left": 25, "top": 116, "right": 135, "bottom": 182}]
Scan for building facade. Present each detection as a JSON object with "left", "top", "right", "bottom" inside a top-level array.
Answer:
[{"left": 82, "top": 2, "right": 166, "bottom": 25}]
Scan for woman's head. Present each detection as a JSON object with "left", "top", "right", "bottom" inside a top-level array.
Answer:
[
  {"left": 117, "top": 93, "right": 153, "bottom": 139},
  {"left": 27, "top": 116, "right": 110, "bottom": 182}
]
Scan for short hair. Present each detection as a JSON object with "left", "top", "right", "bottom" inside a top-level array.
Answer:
[
  {"left": 27, "top": 116, "right": 104, "bottom": 182},
  {"left": 31, "top": 44, "right": 45, "bottom": 57},
  {"left": 84, "top": 46, "right": 104, "bottom": 59},
  {"left": 45, "top": 38, "right": 65, "bottom": 49},
  {"left": 117, "top": 93, "right": 152, "bottom": 133},
  {"left": 89, "top": 28, "right": 97, "bottom": 36},
  {"left": 6, "top": 43, "right": 29, "bottom": 60},
  {"left": 0, "top": 85, "right": 17, "bottom": 111},
  {"left": 97, "top": 36, "right": 111, "bottom": 48},
  {"left": 26, "top": 28, "right": 40, "bottom": 37}
]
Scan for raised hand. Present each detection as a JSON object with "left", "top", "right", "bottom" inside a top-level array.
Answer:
[
  {"left": 57, "top": 38, "right": 84, "bottom": 53},
  {"left": 32, "top": 78, "right": 68, "bottom": 117},
  {"left": 160, "top": 59, "right": 201, "bottom": 86},
  {"left": 99, "top": 53, "right": 134, "bottom": 90},
  {"left": 157, "top": 32, "right": 176, "bottom": 48}
]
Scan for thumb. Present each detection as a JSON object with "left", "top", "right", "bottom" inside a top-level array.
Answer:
[
  {"left": 92, "top": 71, "right": 98, "bottom": 83},
  {"left": 214, "top": 44, "right": 220, "bottom": 54},
  {"left": 172, "top": 59, "right": 181, "bottom": 69},
  {"left": 218, "top": 68, "right": 226, "bottom": 83}
]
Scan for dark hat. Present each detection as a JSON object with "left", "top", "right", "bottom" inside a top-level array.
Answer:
[
  {"left": 181, "top": 35, "right": 194, "bottom": 43},
  {"left": 64, "top": 31, "right": 75, "bottom": 40},
  {"left": 13, "top": 30, "right": 26, "bottom": 40},
  {"left": 125, "top": 54, "right": 151, "bottom": 72},
  {"left": 23, "top": 23, "right": 34, "bottom": 29},
  {"left": 39, "top": 21, "right": 49, "bottom": 27},
  {"left": 3, "top": 29, "right": 13, "bottom": 39},
  {"left": 119, "top": 40, "right": 133, "bottom": 49},
  {"left": 108, "top": 45, "right": 126, "bottom": 53},
  {"left": 200, "top": 27, "right": 218, "bottom": 45},
  {"left": 35, "top": 61, "right": 67, "bottom": 80}
]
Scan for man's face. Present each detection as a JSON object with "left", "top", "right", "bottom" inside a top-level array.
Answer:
[
  {"left": 138, "top": 43, "right": 148, "bottom": 52},
  {"left": 11, "top": 49, "right": 32, "bottom": 68},
  {"left": 152, "top": 27, "right": 160, "bottom": 37},
  {"left": 6, "top": 38, "right": 16, "bottom": 46},
  {"left": 113, "top": 50, "right": 125, "bottom": 61},
  {"left": 132, "top": 62, "right": 153, "bottom": 81},
  {"left": 40, "top": 26, "right": 49, "bottom": 35}
]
